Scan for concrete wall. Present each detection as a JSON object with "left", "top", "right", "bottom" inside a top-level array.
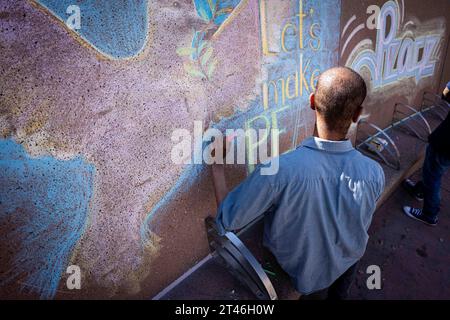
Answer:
[{"left": 0, "top": 0, "right": 448, "bottom": 299}]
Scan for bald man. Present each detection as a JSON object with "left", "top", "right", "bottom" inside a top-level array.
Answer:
[{"left": 215, "top": 67, "right": 385, "bottom": 299}]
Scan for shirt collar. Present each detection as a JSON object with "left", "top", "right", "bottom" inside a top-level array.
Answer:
[{"left": 300, "top": 136, "right": 354, "bottom": 153}]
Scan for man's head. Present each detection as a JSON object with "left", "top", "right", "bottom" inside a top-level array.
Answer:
[{"left": 310, "top": 67, "right": 367, "bottom": 138}]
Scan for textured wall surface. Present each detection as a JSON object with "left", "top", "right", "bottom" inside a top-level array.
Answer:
[{"left": 0, "top": 0, "right": 448, "bottom": 299}]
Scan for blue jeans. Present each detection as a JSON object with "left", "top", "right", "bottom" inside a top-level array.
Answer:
[{"left": 422, "top": 144, "right": 450, "bottom": 219}]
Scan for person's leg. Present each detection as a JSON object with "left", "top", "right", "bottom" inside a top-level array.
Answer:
[
  {"left": 422, "top": 145, "right": 450, "bottom": 221},
  {"left": 326, "top": 262, "right": 359, "bottom": 300},
  {"left": 404, "top": 145, "right": 450, "bottom": 225},
  {"left": 413, "top": 181, "right": 425, "bottom": 197},
  {"left": 402, "top": 178, "right": 424, "bottom": 201}
]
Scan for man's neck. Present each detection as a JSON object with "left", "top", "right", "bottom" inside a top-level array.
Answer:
[
  {"left": 315, "top": 127, "right": 347, "bottom": 141},
  {"left": 314, "top": 116, "right": 348, "bottom": 141}
]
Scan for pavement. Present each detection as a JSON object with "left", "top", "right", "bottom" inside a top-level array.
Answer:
[{"left": 349, "top": 168, "right": 450, "bottom": 299}]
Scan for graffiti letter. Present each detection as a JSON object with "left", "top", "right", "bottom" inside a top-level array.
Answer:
[
  {"left": 309, "top": 23, "right": 321, "bottom": 51},
  {"left": 366, "top": 265, "right": 381, "bottom": 290},
  {"left": 310, "top": 69, "right": 320, "bottom": 91},
  {"left": 297, "top": 0, "right": 307, "bottom": 49},
  {"left": 281, "top": 23, "right": 297, "bottom": 53},
  {"left": 419, "top": 36, "right": 440, "bottom": 80},
  {"left": 259, "top": 0, "right": 277, "bottom": 56},
  {"left": 263, "top": 79, "right": 285, "bottom": 108},
  {"left": 373, "top": 1, "right": 399, "bottom": 86},
  {"left": 299, "top": 54, "right": 311, "bottom": 96},
  {"left": 397, "top": 38, "right": 414, "bottom": 74},
  {"left": 66, "top": 5, "right": 81, "bottom": 30},
  {"left": 285, "top": 72, "right": 299, "bottom": 100},
  {"left": 383, "top": 39, "right": 401, "bottom": 84},
  {"left": 66, "top": 265, "right": 81, "bottom": 290}
]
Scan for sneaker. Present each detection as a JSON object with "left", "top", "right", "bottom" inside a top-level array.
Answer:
[
  {"left": 403, "top": 206, "right": 437, "bottom": 226},
  {"left": 402, "top": 179, "right": 424, "bottom": 201}
]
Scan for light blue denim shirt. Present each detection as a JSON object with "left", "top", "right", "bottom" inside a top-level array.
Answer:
[{"left": 216, "top": 136, "right": 385, "bottom": 294}]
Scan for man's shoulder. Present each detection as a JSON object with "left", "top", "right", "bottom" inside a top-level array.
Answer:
[
  {"left": 277, "top": 146, "right": 316, "bottom": 169},
  {"left": 352, "top": 150, "right": 385, "bottom": 180},
  {"left": 299, "top": 144, "right": 383, "bottom": 176},
  {"left": 274, "top": 144, "right": 384, "bottom": 180},
  {"left": 271, "top": 147, "right": 316, "bottom": 180}
]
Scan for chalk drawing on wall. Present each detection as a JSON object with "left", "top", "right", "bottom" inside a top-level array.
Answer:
[
  {"left": 177, "top": 0, "right": 246, "bottom": 80},
  {"left": 31, "top": 0, "right": 150, "bottom": 59},
  {"left": 342, "top": 0, "right": 445, "bottom": 90},
  {"left": 244, "top": 0, "right": 341, "bottom": 171},
  {"left": 0, "top": 138, "right": 94, "bottom": 299},
  {"left": 141, "top": 0, "right": 342, "bottom": 248}
]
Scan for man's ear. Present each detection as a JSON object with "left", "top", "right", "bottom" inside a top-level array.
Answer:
[
  {"left": 352, "top": 106, "right": 363, "bottom": 123},
  {"left": 309, "top": 93, "right": 316, "bottom": 111}
]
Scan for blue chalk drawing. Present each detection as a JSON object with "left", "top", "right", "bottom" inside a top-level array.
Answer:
[
  {"left": 0, "top": 138, "right": 95, "bottom": 299},
  {"left": 34, "top": 0, "right": 149, "bottom": 59},
  {"left": 140, "top": 164, "right": 205, "bottom": 246}
]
